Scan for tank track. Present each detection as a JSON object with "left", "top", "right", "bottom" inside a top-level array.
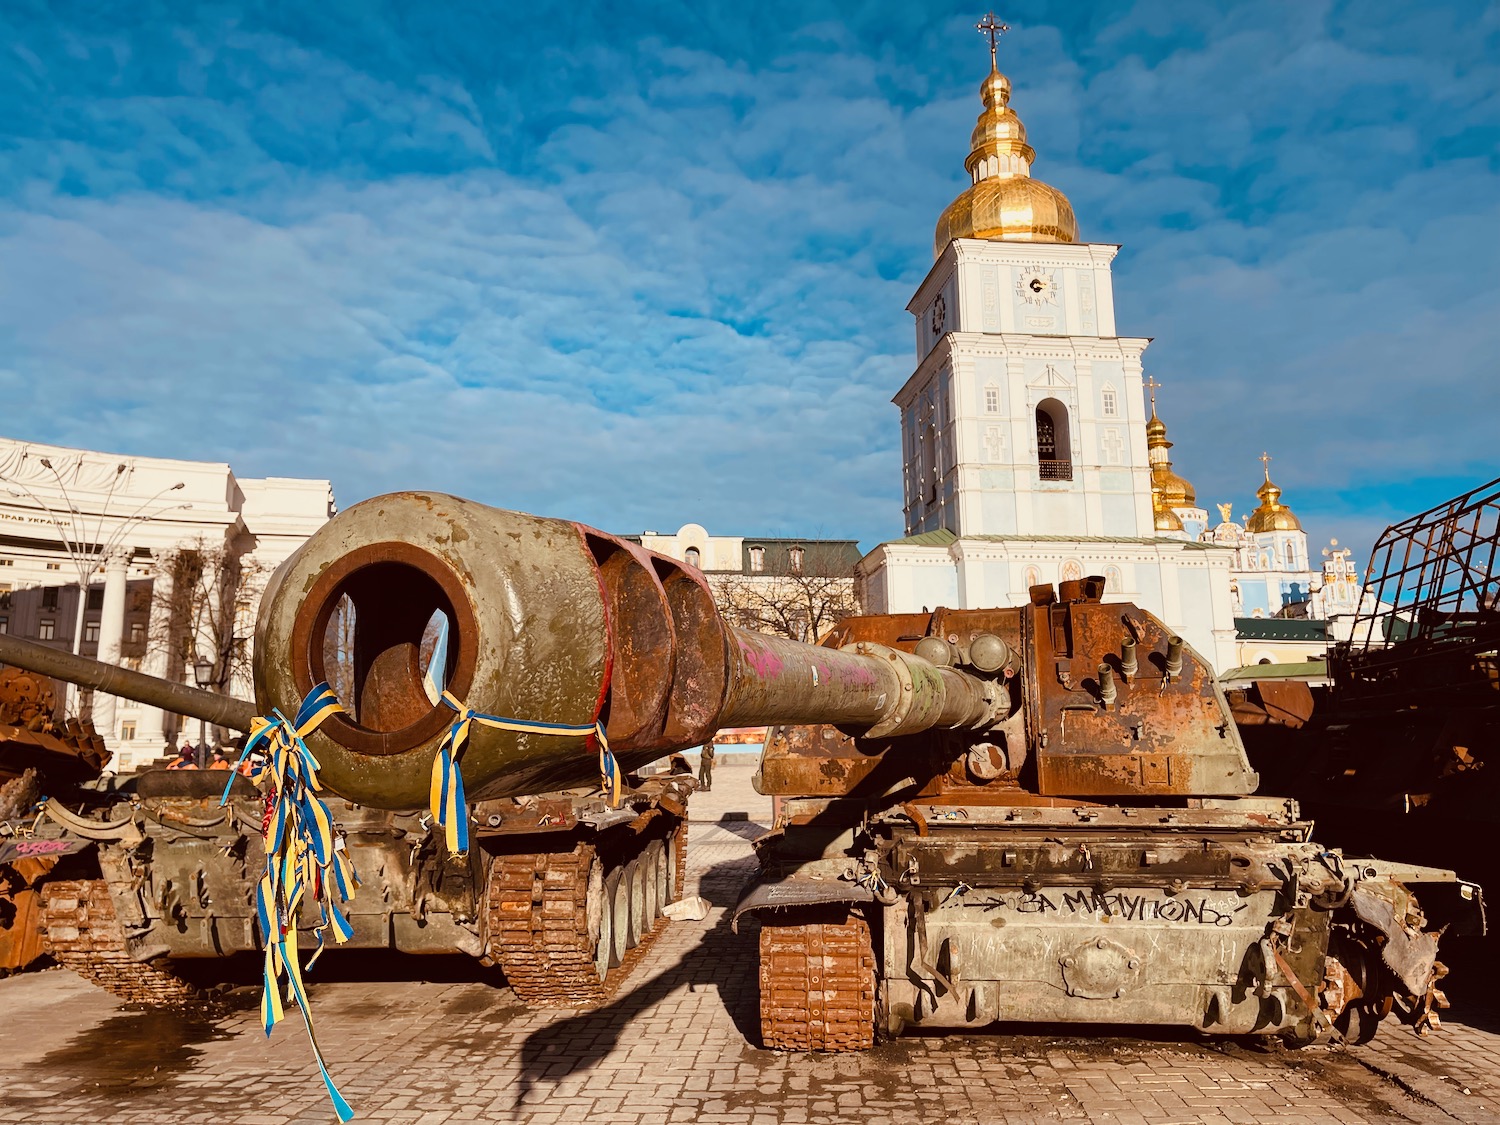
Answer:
[
  {"left": 39, "top": 879, "right": 200, "bottom": 1005},
  {"left": 485, "top": 820, "right": 686, "bottom": 1009},
  {"left": 759, "top": 910, "right": 876, "bottom": 1051}
]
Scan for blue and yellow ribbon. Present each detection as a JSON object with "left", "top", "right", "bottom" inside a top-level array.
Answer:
[
  {"left": 421, "top": 618, "right": 621, "bottom": 856},
  {"left": 221, "top": 683, "right": 358, "bottom": 1124}
]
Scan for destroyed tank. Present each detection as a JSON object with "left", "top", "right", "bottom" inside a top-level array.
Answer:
[
  {"left": 0, "top": 492, "right": 709, "bottom": 1006},
  {"left": 0, "top": 491, "right": 1482, "bottom": 1047},
  {"left": 0, "top": 668, "right": 110, "bottom": 976},
  {"left": 735, "top": 589, "right": 1483, "bottom": 1050}
]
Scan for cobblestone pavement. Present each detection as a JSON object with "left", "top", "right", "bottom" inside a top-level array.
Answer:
[{"left": 2, "top": 763, "right": 1498, "bottom": 1124}]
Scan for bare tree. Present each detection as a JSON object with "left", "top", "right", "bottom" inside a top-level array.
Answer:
[
  {"left": 710, "top": 545, "right": 862, "bottom": 643},
  {"left": 148, "top": 540, "right": 266, "bottom": 695}
]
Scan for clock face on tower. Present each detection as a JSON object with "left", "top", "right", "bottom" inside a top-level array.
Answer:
[
  {"left": 1017, "top": 267, "right": 1058, "bottom": 306},
  {"left": 930, "top": 295, "right": 947, "bottom": 335}
]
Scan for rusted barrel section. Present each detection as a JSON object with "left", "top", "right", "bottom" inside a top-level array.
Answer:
[
  {"left": 253, "top": 492, "right": 1001, "bottom": 810},
  {"left": 0, "top": 632, "right": 257, "bottom": 733}
]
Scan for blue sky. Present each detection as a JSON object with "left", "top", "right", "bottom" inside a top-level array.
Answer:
[{"left": 2, "top": 1, "right": 1496, "bottom": 563}]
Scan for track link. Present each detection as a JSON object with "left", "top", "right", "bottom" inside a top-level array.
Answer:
[
  {"left": 485, "top": 821, "right": 685, "bottom": 1009},
  {"left": 759, "top": 909, "right": 876, "bottom": 1051},
  {"left": 39, "top": 879, "right": 200, "bottom": 1005}
]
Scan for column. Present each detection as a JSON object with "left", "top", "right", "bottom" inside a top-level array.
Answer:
[
  {"left": 89, "top": 552, "right": 130, "bottom": 765},
  {"left": 135, "top": 558, "right": 175, "bottom": 754}
]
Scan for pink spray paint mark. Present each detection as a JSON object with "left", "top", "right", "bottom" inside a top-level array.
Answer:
[{"left": 739, "top": 638, "right": 785, "bottom": 680}]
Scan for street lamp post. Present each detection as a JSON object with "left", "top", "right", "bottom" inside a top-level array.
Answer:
[
  {"left": 193, "top": 654, "right": 214, "bottom": 763},
  {"left": 0, "top": 454, "right": 189, "bottom": 719}
]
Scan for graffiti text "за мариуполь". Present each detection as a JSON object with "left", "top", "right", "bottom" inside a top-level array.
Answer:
[{"left": 994, "top": 889, "right": 1250, "bottom": 927}]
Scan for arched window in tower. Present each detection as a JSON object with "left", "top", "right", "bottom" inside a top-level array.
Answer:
[
  {"left": 788, "top": 546, "right": 804, "bottom": 574},
  {"left": 684, "top": 546, "right": 701, "bottom": 569},
  {"left": 1035, "top": 398, "right": 1073, "bottom": 481},
  {"left": 1283, "top": 541, "right": 1296, "bottom": 570},
  {"left": 749, "top": 546, "right": 765, "bottom": 573},
  {"left": 1101, "top": 384, "right": 1118, "bottom": 417}
]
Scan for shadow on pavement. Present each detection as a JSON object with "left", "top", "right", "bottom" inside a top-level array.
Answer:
[
  {"left": 510, "top": 854, "right": 761, "bottom": 1117},
  {"left": 709, "top": 815, "right": 769, "bottom": 842}
]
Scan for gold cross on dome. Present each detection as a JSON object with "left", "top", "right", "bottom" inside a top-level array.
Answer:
[
  {"left": 1144, "top": 375, "right": 1161, "bottom": 410},
  {"left": 977, "top": 12, "right": 1010, "bottom": 68},
  {"left": 1260, "top": 451, "right": 1272, "bottom": 480}
]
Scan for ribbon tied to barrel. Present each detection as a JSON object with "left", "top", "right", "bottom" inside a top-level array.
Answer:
[
  {"left": 422, "top": 616, "right": 622, "bottom": 858},
  {"left": 220, "top": 683, "right": 359, "bottom": 1123}
]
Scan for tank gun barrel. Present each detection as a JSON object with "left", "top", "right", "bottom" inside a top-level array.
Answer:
[
  {"left": 0, "top": 632, "right": 257, "bottom": 733},
  {"left": 253, "top": 492, "right": 1003, "bottom": 810}
]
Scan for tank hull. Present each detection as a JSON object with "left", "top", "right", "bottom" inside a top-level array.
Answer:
[{"left": 22, "top": 766, "right": 695, "bottom": 1007}]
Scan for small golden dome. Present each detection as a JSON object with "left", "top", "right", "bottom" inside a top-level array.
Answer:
[
  {"left": 1246, "top": 474, "right": 1303, "bottom": 533},
  {"left": 934, "top": 64, "right": 1078, "bottom": 258},
  {"left": 1145, "top": 406, "right": 1197, "bottom": 508}
]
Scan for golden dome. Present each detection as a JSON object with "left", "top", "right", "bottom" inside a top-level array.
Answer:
[
  {"left": 933, "top": 63, "right": 1078, "bottom": 258},
  {"left": 1246, "top": 471, "right": 1303, "bottom": 533},
  {"left": 1145, "top": 406, "right": 1197, "bottom": 508}
]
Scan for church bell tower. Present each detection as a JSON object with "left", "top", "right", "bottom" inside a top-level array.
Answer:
[{"left": 895, "top": 18, "right": 1155, "bottom": 541}]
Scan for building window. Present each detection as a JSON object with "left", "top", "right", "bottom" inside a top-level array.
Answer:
[
  {"left": 120, "top": 721, "right": 137, "bottom": 741},
  {"left": 0, "top": 617, "right": 7, "bottom": 634},
  {"left": 1102, "top": 385, "right": 1118, "bottom": 417},
  {"left": 45, "top": 562, "right": 61, "bottom": 571},
  {"left": 129, "top": 621, "right": 145, "bottom": 643},
  {"left": 42, "top": 587, "right": 58, "bottom": 610},
  {"left": 984, "top": 385, "right": 999, "bottom": 413},
  {"left": 684, "top": 546, "right": 701, "bottom": 569},
  {"left": 788, "top": 547, "right": 805, "bottom": 574},
  {"left": 87, "top": 588, "right": 104, "bottom": 611},
  {"left": 84, "top": 620, "right": 100, "bottom": 643},
  {"left": 0, "top": 559, "right": 12, "bottom": 567},
  {"left": 1035, "top": 398, "right": 1073, "bottom": 481},
  {"left": 1284, "top": 542, "right": 1296, "bottom": 569},
  {"left": 39, "top": 619, "right": 55, "bottom": 640},
  {"left": 749, "top": 546, "right": 765, "bottom": 573}
]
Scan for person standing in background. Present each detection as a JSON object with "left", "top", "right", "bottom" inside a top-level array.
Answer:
[{"left": 698, "top": 737, "right": 715, "bottom": 792}]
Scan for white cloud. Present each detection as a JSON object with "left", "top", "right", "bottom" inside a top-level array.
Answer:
[{"left": 0, "top": 3, "right": 1495, "bottom": 566}]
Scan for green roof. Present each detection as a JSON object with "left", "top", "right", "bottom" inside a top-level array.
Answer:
[
  {"left": 1234, "top": 618, "right": 1329, "bottom": 641},
  {"left": 1221, "top": 660, "right": 1328, "bottom": 682},
  {"left": 885, "top": 528, "right": 958, "bottom": 547}
]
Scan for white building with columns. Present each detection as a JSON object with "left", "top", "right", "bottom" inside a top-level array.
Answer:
[
  {"left": 857, "top": 50, "right": 1240, "bottom": 670},
  {"left": 0, "top": 436, "right": 333, "bottom": 771}
]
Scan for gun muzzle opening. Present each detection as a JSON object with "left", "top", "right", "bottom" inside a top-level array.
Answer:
[{"left": 290, "top": 542, "right": 479, "bottom": 756}]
